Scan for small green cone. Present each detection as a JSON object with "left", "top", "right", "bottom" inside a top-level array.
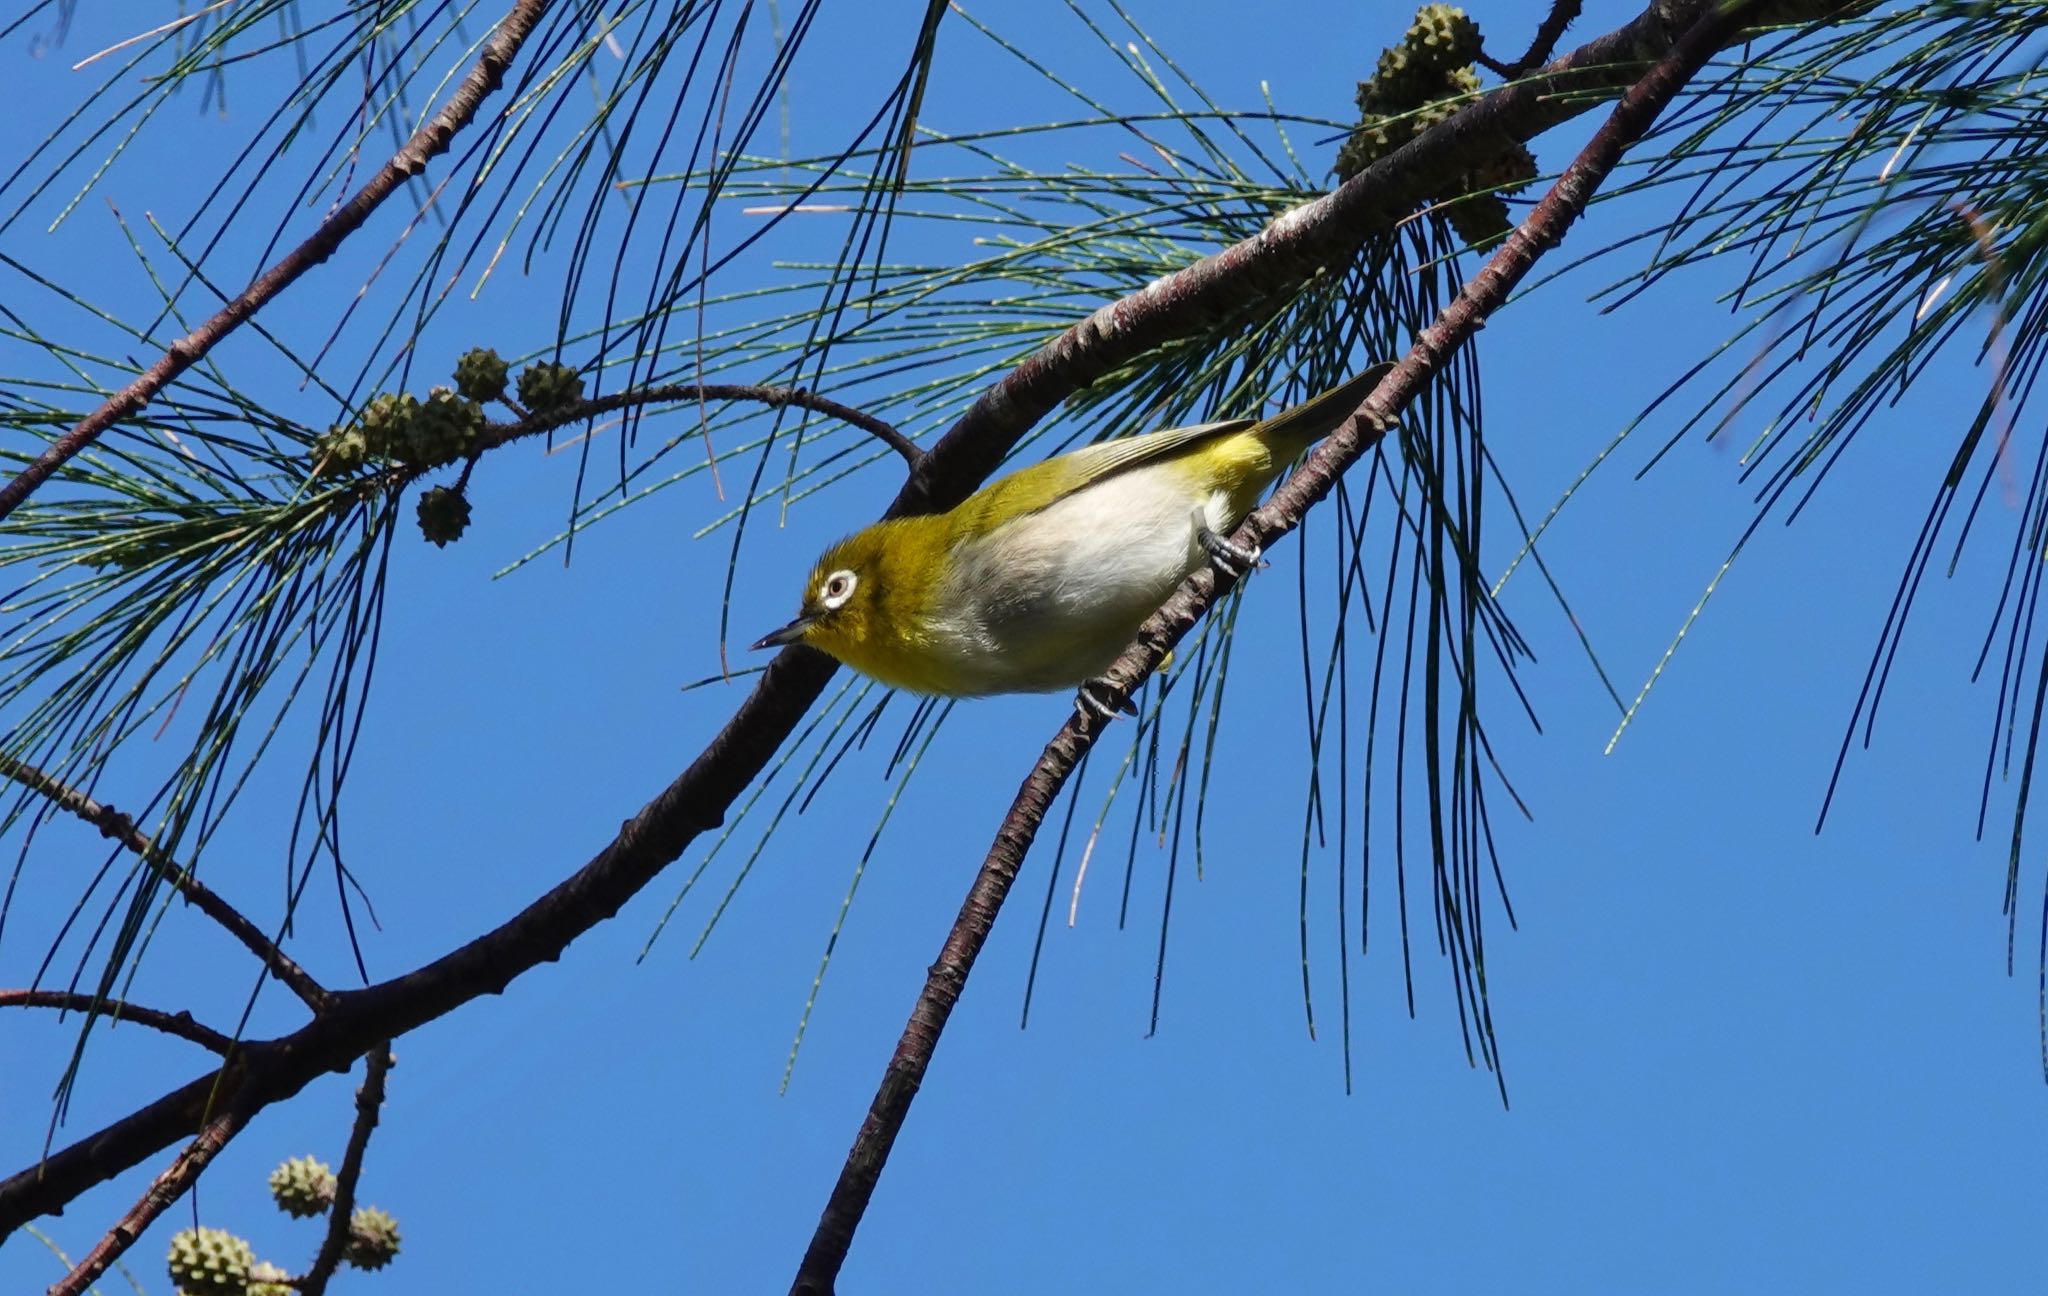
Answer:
[
  {"left": 516, "top": 360, "right": 585, "bottom": 416},
  {"left": 268, "top": 1155, "right": 338, "bottom": 1219},
  {"left": 344, "top": 1206, "right": 402, "bottom": 1271},
  {"left": 166, "top": 1227, "right": 255, "bottom": 1296},
  {"left": 454, "top": 347, "right": 511, "bottom": 403},
  {"left": 416, "top": 485, "right": 472, "bottom": 547}
]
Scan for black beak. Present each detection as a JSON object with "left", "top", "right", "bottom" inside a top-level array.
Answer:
[{"left": 751, "top": 615, "right": 814, "bottom": 651}]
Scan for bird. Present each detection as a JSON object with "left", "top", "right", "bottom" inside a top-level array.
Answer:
[{"left": 753, "top": 364, "right": 1392, "bottom": 717}]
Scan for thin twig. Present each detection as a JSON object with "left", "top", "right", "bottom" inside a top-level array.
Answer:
[
  {"left": 0, "top": 0, "right": 1856, "bottom": 1242},
  {"left": 297, "top": 1045, "right": 394, "bottom": 1296},
  {"left": 0, "top": 989, "right": 234, "bottom": 1056},
  {"left": 789, "top": 1, "right": 1765, "bottom": 1287},
  {"left": 0, "top": 756, "right": 329, "bottom": 1012},
  {"left": 471, "top": 382, "right": 921, "bottom": 468},
  {"left": 1479, "top": 0, "right": 1584, "bottom": 79},
  {"left": 47, "top": 1101, "right": 253, "bottom": 1296},
  {"left": 0, "top": 0, "right": 553, "bottom": 523}
]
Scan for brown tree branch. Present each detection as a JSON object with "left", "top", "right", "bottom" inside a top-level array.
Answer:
[
  {"left": 885, "top": 0, "right": 1845, "bottom": 515},
  {"left": 789, "top": 1, "right": 1766, "bottom": 1288},
  {"left": 0, "top": 989, "right": 234, "bottom": 1056},
  {"left": 467, "top": 382, "right": 921, "bottom": 468},
  {"left": 0, "top": 0, "right": 1857, "bottom": 1241},
  {"left": 0, "top": 0, "right": 553, "bottom": 524},
  {"left": 46, "top": 1099, "right": 253, "bottom": 1296},
  {"left": 296, "top": 1045, "right": 394, "bottom": 1296},
  {"left": 0, "top": 755, "right": 329, "bottom": 1012}
]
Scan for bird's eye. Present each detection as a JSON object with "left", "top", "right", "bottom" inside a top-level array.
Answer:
[{"left": 820, "top": 569, "right": 858, "bottom": 609}]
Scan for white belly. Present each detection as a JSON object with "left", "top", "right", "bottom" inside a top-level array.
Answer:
[{"left": 931, "top": 465, "right": 1235, "bottom": 692}]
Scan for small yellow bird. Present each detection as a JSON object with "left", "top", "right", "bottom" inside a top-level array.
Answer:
[{"left": 754, "top": 364, "right": 1390, "bottom": 715}]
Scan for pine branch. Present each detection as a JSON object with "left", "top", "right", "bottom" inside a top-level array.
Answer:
[
  {"left": 0, "top": 756, "right": 329, "bottom": 1012},
  {"left": 789, "top": 1, "right": 1768, "bottom": 1287},
  {"left": 1480, "top": 0, "right": 1584, "bottom": 79},
  {"left": 0, "top": 990, "right": 234, "bottom": 1056},
  {"left": 0, "top": 0, "right": 553, "bottom": 523},
  {"left": 0, "top": 0, "right": 1860, "bottom": 1242},
  {"left": 889, "top": 0, "right": 1851, "bottom": 514},
  {"left": 295, "top": 1045, "right": 394, "bottom": 1296},
  {"left": 469, "top": 383, "right": 920, "bottom": 468},
  {"left": 46, "top": 1099, "right": 254, "bottom": 1296}
]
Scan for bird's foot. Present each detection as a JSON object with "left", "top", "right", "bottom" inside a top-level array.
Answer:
[
  {"left": 1075, "top": 677, "right": 1137, "bottom": 723},
  {"left": 1198, "top": 525, "right": 1266, "bottom": 578}
]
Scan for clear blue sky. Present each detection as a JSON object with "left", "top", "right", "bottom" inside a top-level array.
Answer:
[{"left": 3, "top": 3, "right": 2045, "bottom": 1293}]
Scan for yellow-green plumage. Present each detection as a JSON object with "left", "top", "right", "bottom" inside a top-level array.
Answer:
[{"left": 759, "top": 366, "right": 1390, "bottom": 697}]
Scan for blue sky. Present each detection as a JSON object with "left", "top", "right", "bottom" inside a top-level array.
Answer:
[{"left": 3, "top": 2, "right": 2046, "bottom": 1293}]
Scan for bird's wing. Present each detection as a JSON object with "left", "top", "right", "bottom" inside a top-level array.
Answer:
[
  {"left": 946, "top": 416, "right": 1257, "bottom": 544},
  {"left": 1052, "top": 416, "right": 1262, "bottom": 484},
  {"left": 945, "top": 366, "right": 1394, "bottom": 546}
]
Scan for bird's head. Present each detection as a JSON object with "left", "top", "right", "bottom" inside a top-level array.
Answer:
[{"left": 752, "top": 523, "right": 913, "bottom": 664}]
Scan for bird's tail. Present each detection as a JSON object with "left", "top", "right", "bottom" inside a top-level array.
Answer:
[{"left": 1256, "top": 362, "right": 1397, "bottom": 457}]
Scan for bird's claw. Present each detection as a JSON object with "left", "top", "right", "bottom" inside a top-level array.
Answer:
[
  {"left": 1075, "top": 678, "right": 1136, "bottom": 723},
  {"left": 1198, "top": 525, "right": 1266, "bottom": 578}
]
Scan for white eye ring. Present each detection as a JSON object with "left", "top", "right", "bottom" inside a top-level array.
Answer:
[{"left": 820, "top": 569, "right": 858, "bottom": 610}]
